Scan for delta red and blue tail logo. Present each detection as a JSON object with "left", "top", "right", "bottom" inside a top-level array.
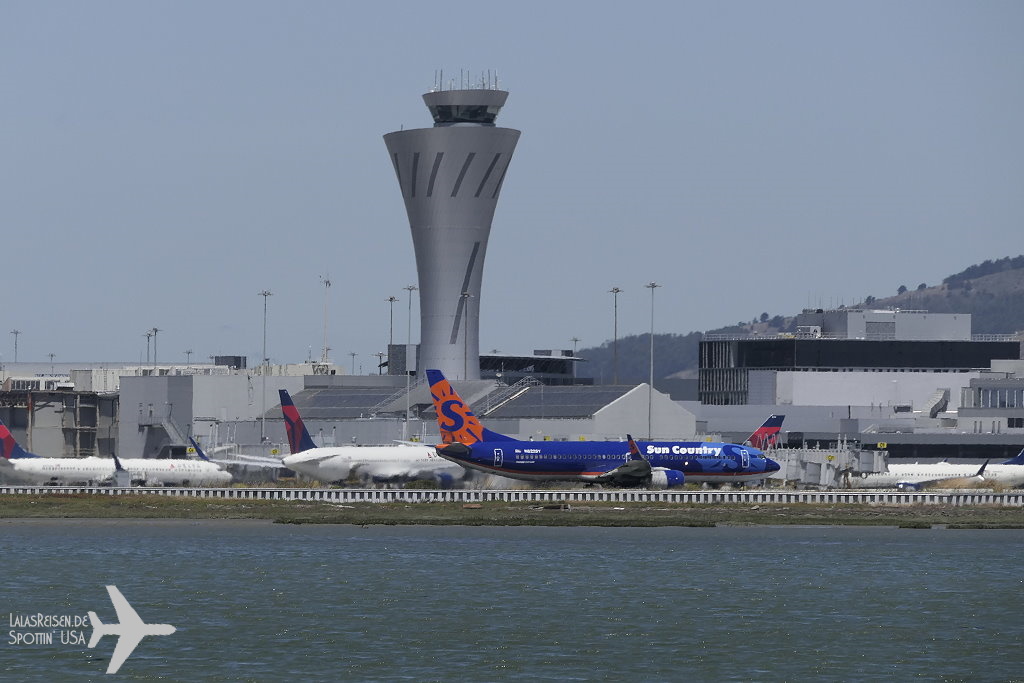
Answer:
[
  {"left": 426, "top": 370, "right": 486, "bottom": 445},
  {"left": 747, "top": 415, "right": 785, "bottom": 450},
  {"left": 281, "top": 404, "right": 305, "bottom": 454},
  {"left": 277, "top": 390, "right": 318, "bottom": 454},
  {"left": 0, "top": 421, "right": 33, "bottom": 459},
  {"left": 0, "top": 423, "right": 17, "bottom": 460}
]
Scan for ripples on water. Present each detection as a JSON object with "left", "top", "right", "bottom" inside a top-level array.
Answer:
[{"left": 1, "top": 520, "right": 1022, "bottom": 681}]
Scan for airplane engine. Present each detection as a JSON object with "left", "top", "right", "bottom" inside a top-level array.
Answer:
[
  {"left": 648, "top": 469, "right": 686, "bottom": 489},
  {"left": 433, "top": 472, "right": 457, "bottom": 489}
]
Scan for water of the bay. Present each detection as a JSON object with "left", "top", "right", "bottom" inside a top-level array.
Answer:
[{"left": 1, "top": 519, "right": 1022, "bottom": 682}]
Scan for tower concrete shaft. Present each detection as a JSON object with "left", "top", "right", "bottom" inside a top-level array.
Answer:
[{"left": 384, "top": 88, "right": 520, "bottom": 380}]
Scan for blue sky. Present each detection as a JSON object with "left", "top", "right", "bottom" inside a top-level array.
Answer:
[{"left": 1, "top": 1, "right": 1021, "bottom": 368}]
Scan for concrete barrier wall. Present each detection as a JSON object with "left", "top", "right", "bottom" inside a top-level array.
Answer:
[{"left": 1, "top": 486, "right": 1021, "bottom": 507}]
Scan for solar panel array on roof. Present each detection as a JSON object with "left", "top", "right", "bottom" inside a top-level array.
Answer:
[
  {"left": 287, "top": 387, "right": 402, "bottom": 419},
  {"left": 483, "top": 386, "right": 633, "bottom": 419}
]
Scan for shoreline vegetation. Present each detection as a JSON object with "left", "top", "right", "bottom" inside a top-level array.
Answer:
[{"left": 1, "top": 493, "right": 1022, "bottom": 528}]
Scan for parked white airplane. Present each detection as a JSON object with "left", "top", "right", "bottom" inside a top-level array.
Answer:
[
  {"left": 854, "top": 448, "right": 1024, "bottom": 490},
  {"left": 278, "top": 389, "right": 468, "bottom": 486},
  {"left": 89, "top": 585, "right": 176, "bottom": 674},
  {"left": 0, "top": 420, "right": 232, "bottom": 486}
]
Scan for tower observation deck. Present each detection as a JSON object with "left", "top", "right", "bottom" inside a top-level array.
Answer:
[{"left": 384, "top": 83, "right": 520, "bottom": 380}]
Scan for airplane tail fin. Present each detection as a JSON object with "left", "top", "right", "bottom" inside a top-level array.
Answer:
[
  {"left": 425, "top": 369, "right": 515, "bottom": 445},
  {"left": 0, "top": 419, "right": 40, "bottom": 460},
  {"left": 111, "top": 453, "right": 126, "bottom": 472},
  {"left": 87, "top": 612, "right": 105, "bottom": 648},
  {"left": 626, "top": 434, "right": 646, "bottom": 461},
  {"left": 278, "top": 390, "right": 318, "bottom": 454},
  {"left": 1001, "top": 448, "right": 1024, "bottom": 466},
  {"left": 746, "top": 414, "right": 785, "bottom": 450},
  {"left": 189, "top": 437, "right": 211, "bottom": 462}
]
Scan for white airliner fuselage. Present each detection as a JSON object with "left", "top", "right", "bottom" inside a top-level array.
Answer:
[
  {"left": 0, "top": 456, "right": 232, "bottom": 486},
  {"left": 855, "top": 461, "right": 1024, "bottom": 489},
  {"left": 282, "top": 445, "right": 466, "bottom": 484}
]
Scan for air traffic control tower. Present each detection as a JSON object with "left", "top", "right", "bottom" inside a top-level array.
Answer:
[{"left": 384, "top": 83, "right": 520, "bottom": 380}]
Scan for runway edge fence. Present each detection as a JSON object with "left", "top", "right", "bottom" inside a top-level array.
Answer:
[{"left": 1, "top": 486, "right": 1021, "bottom": 507}]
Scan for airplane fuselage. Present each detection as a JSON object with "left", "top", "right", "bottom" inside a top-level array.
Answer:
[
  {"left": 855, "top": 462, "right": 1024, "bottom": 489},
  {"left": 0, "top": 457, "right": 231, "bottom": 486},
  {"left": 436, "top": 440, "right": 780, "bottom": 484},
  {"left": 282, "top": 445, "right": 466, "bottom": 484}
]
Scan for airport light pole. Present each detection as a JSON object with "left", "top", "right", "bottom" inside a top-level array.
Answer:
[
  {"left": 609, "top": 288, "right": 621, "bottom": 384},
  {"left": 349, "top": 352, "right": 357, "bottom": 375},
  {"left": 48, "top": 352, "right": 55, "bottom": 374},
  {"left": 144, "top": 330, "right": 153, "bottom": 365},
  {"left": 185, "top": 349, "right": 193, "bottom": 366},
  {"left": 403, "top": 284, "right": 418, "bottom": 440},
  {"left": 645, "top": 281, "right": 660, "bottom": 440},
  {"left": 150, "top": 327, "right": 161, "bottom": 366},
  {"left": 320, "top": 276, "right": 331, "bottom": 363},
  {"left": 570, "top": 336, "right": 581, "bottom": 382},
  {"left": 10, "top": 329, "right": 20, "bottom": 363},
  {"left": 387, "top": 295, "right": 398, "bottom": 373},
  {"left": 258, "top": 290, "right": 273, "bottom": 442}
]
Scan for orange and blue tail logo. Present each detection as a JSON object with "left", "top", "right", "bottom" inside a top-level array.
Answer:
[
  {"left": 747, "top": 414, "right": 785, "bottom": 450},
  {"left": 278, "top": 390, "right": 318, "bottom": 454},
  {"left": 426, "top": 369, "right": 515, "bottom": 445},
  {"left": 0, "top": 420, "right": 37, "bottom": 459}
]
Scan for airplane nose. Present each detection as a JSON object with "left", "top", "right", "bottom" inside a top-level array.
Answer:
[
  {"left": 438, "top": 442, "right": 472, "bottom": 459},
  {"left": 766, "top": 458, "right": 781, "bottom": 473}
]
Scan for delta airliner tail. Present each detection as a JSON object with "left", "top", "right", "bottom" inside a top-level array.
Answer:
[
  {"left": 746, "top": 414, "right": 786, "bottom": 450},
  {"left": 425, "top": 369, "right": 517, "bottom": 444},
  {"left": 279, "top": 390, "right": 319, "bottom": 454},
  {"left": 0, "top": 420, "right": 39, "bottom": 460}
]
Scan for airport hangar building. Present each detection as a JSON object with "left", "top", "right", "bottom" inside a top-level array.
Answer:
[
  {"left": 0, "top": 357, "right": 694, "bottom": 461},
  {"left": 2, "top": 308, "right": 1021, "bottom": 468},
  {"left": 693, "top": 308, "right": 1024, "bottom": 462}
]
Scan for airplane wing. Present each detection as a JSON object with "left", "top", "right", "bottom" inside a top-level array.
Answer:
[
  {"left": 208, "top": 455, "right": 285, "bottom": 468},
  {"left": 107, "top": 586, "right": 144, "bottom": 626},
  {"left": 107, "top": 633, "right": 145, "bottom": 675},
  {"left": 287, "top": 451, "right": 341, "bottom": 463},
  {"left": 358, "top": 463, "right": 418, "bottom": 479}
]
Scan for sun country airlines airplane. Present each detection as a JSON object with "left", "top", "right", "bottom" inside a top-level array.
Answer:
[
  {"left": 426, "top": 369, "right": 782, "bottom": 488},
  {"left": 853, "top": 448, "right": 1024, "bottom": 490},
  {"left": 0, "top": 419, "right": 232, "bottom": 486},
  {"left": 278, "top": 389, "right": 468, "bottom": 486}
]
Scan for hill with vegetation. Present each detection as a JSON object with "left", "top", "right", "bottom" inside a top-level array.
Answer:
[{"left": 576, "top": 255, "right": 1024, "bottom": 384}]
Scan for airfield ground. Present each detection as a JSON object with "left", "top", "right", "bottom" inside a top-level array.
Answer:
[{"left": 1, "top": 493, "right": 1022, "bottom": 528}]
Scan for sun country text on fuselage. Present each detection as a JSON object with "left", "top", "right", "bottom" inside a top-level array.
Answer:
[{"left": 426, "top": 369, "right": 781, "bottom": 488}]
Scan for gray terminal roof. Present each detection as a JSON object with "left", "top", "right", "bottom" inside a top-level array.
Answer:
[
  {"left": 285, "top": 386, "right": 402, "bottom": 420},
  {"left": 281, "top": 383, "right": 639, "bottom": 421},
  {"left": 480, "top": 385, "right": 635, "bottom": 419}
]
